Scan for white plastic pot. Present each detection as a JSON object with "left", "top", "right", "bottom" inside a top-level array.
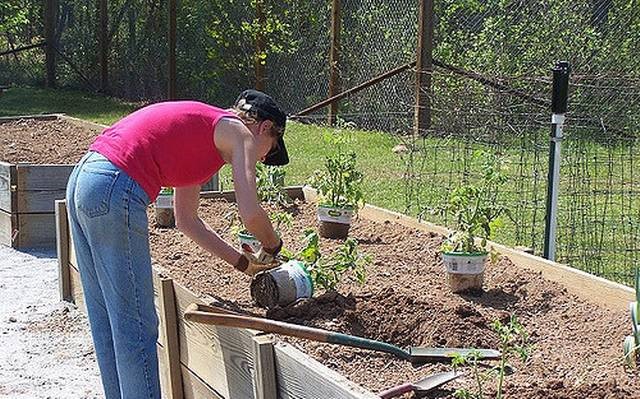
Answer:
[
  {"left": 317, "top": 205, "right": 354, "bottom": 225},
  {"left": 238, "top": 231, "right": 262, "bottom": 254},
  {"left": 442, "top": 252, "right": 487, "bottom": 275},
  {"left": 251, "top": 260, "right": 315, "bottom": 308}
]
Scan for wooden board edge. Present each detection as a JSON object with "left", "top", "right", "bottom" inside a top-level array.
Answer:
[
  {"left": 200, "top": 185, "right": 305, "bottom": 201},
  {"left": 55, "top": 200, "right": 71, "bottom": 301},
  {"left": 273, "top": 342, "right": 378, "bottom": 399}
]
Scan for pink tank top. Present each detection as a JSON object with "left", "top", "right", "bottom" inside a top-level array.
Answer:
[{"left": 90, "top": 101, "right": 234, "bottom": 201}]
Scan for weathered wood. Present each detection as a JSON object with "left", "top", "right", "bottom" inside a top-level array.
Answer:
[
  {"left": 15, "top": 213, "right": 56, "bottom": 248},
  {"left": 327, "top": 0, "right": 341, "bottom": 125},
  {"left": 55, "top": 200, "right": 71, "bottom": 301},
  {"left": 254, "top": 0, "right": 266, "bottom": 91},
  {"left": 0, "top": 114, "right": 62, "bottom": 124},
  {"left": 17, "top": 189, "right": 67, "bottom": 213},
  {"left": 0, "top": 210, "right": 17, "bottom": 247},
  {"left": 173, "top": 281, "right": 256, "bottom": 399},
  {"left": 274, "top": 343, "right": 378, "bottom": 399},
  {"left": 252, "top": 335, "right": 277, "bottom": 399},
  {"left": 98, "top": 0, "right": 109, "bottom": 93},
  {"left": 69, "top": 226, "right": 78, "bottom": 268},
  {"left": 201, "top": 175, "right": 220, "bottom": 193},
  {"left": 69, "top": 264, "right": 87, "bottom": 313},
  {"left": 159, "top": 278, "right": 184, "bottom": 399},
  {"left": 181, "top": 364, "right": 225, "bottom": 399},
  {"left": 414, "top": 0, "right": 434, "bottom": 135},
  {"left": 0, "top": 162, "right": 16, "bottom": 213},
  {"left": 16, "top": 164, "right": 75, "bottom": 191},
  {"left": 200, "top": 185, "right": 305, "bottom": 202}
]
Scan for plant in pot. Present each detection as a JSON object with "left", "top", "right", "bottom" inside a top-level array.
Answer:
[
  {"left": 229, "top": 164, "right": 291, "bottom": 253},
  {"left": 155, "top": 186, "right": 175, "bottom": 228},
  {"left": 251, "top": 229, "right": 371, "bottom": 308},
  {"left": 311, "top": 146, "right": 364, "bottom": 239},
  {"left": 227, "top": 207, "right": 293, "bottom": 255},
  {"left": 430, "top": 153, "right": 510, "bottom": 293}
]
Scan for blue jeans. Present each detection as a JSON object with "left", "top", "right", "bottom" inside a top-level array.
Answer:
[{"left": 66, "top": 151, "right": 160, "bottom": 399}]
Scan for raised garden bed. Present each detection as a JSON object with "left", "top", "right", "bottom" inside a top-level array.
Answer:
[
  {"left": 0, "top": 114, "right": 218, "bottom": 249},
  {"left": 0, "top": 114, "right": 105, "bottom": 248},
  {"left": 57, "top": 187, "right": 640, "bottom": 398}
]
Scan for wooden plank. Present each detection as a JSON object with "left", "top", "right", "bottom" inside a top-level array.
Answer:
[
  {"left": 0, "top": 162, "right": 16, "bottom": 213},
  {"left": 16, "top": 164, "right": 75, "bottom": 191},
  {"left": 16, "top": 213, "right": 56, "bottom": 248},
  {"left": 69, "top": 225, "right": 78, "bottom": 269},
  {"left": 252, "top": 335, "right": 277, "bottom": 399},
  {"left": 200, "top": 175, "right": 220, "bottom": 193},
  {"left": 274, "top": 343, "right": 378, "bottom": 399},
  {"left": 0, "top": 114, "right": 62, "bottom": 124},
  {"left": 60, "top": 115, "right": 109, "bottom": 132},
  {"left": 157, "top": 343, "right": 169, "bottom": 396},
  {"left": 159, "top": 278, "right": 184, "bottom": 399},
  {"left": 17, "top": 189, "right": 67, "bottom": 213},
  {"left": 182, "top": 364, "right": 225, "bottom": 399},
  {"left": 69, "top": 264, "right": 87, "bottom": 314},
  {"left": 200, "top": 185, "right": 305, "bottom": 202},
  {"left": 0, "top": 209, "right": 17, "bottom": 247},
  {"left": 173, "top": 281, "right": 256, "bottom": 399},
  {"left": 55, "top": 200, "right": 71, "bottom": 301}
]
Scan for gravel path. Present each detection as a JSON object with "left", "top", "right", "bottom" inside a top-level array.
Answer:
[{"left": 0, "top": 246, "right": 103, "bottom": 398}]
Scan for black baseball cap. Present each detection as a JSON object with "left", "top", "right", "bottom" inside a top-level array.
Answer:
[{"left": 235, "top": 89, "right": 289, "bottom": 166}]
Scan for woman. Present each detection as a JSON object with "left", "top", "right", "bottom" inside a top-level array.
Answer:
[{"left": 65, "top": 89, "right": 287, "bottom": 398}]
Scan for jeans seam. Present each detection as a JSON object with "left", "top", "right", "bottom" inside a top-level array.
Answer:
[{"left": 124, "top": 176, "right": 154, "bottom": 398}]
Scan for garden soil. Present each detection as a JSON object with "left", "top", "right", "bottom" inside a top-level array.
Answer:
[
  {"left": 0, "top": 119, "right": 100, "bottom": 164},
  {"left": 6, "top": 120, "right": 638, "bottom": 397},
  {"left": 149, "top": 199, "right": 640, "bottom": 399}
]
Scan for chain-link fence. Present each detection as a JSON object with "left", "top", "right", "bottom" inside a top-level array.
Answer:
[{"left": 2, "top": 0, "right": 639, "bottom": 284}]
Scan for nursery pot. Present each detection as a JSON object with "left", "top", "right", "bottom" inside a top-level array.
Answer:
[
  {"left": 238, "top": 231, "right": 262, "bottom": 254},
  {"left": 250, "top": 260, "right": 314, "bottom": 308},
  {"left": 317, "top": 205, "right": 354, "bottom": 239},
  {"left": 442, "top": 252, "right": 487, "bottom": 293},
  {"left": 155, "top": 187, "right": 175, "bottom": 228}
]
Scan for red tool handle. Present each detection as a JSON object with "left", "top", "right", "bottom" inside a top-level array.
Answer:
[{"left": 377, "top": 382, "right": 414, "bottom": 399}]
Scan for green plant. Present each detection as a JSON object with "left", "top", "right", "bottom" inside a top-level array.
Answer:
[
  {"left": 256, "top": 163, "right": 290, "bottom": 207},
  {"left": 310, "top": 133, "right": 364, "bottom": 209},
  {"left": 452, "top": 315, "right": 532, "bottom": 399},
  {"left": 225, "top": 205, "right": 292, "bottom": 237},
  {"left": 623, "top": 266, "right": 640, "bottom": 367},
  {"left": 285, "top": 229, "right": 371, "bottom": 291},
  {"left": 429, "top": 152, "right": 510, "bottom": 254}
]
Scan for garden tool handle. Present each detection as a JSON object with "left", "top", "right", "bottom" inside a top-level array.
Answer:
[
  {"left": 184, "top": 303, "right": 410, "bottom": 360},
  {"left": 185, "top": 303, "right": 334, "bottom": 342},
  {"left": 377, "top": 383, "right": 414, "bottom": 398}
]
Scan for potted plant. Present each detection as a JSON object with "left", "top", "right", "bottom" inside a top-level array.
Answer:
[
  {"left": 155, "top": 186, "right": 175, "bottom": 228},
  {"left": 311, "top": 147, "right": 364, "bottom": 239},
  {"left": 431, "top": 153, "right": 510, "bottom": 293},
  {"left": 229, "top": 164, "right": 291, "bottom": 253},
  {"left": 251, "top": 229, "right": 371, "bottom": 308}
]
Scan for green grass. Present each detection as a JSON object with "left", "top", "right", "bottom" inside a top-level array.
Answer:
[
  {"left": 0, "top": 86, "right": 137, "bottom": 125},
  {"left": 3, "top": 86, "right": 638, "bottom": 285}
]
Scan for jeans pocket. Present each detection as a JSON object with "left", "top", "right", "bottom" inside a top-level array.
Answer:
[{"left": 76, "top": 166, "right": 120, "bottom": 218}]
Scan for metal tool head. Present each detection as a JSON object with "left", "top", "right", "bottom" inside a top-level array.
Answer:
[
  {"left": 409, "top": 347, "right": 502, "bottom": 365},
  {"left": 413, "top": 370, "right": 464, "bottom": 393}
]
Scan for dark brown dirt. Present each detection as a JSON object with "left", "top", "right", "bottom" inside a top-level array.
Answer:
[
  {"left": 148, "top": 199, "right": 640, "bottom": 398},
  {"left": 0, "top": 119, "right": 101, "bottom": 164}
]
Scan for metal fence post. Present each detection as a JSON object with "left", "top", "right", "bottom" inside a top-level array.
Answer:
[{"left": 543, "top": 61, "right": 571, "bottom": 261}]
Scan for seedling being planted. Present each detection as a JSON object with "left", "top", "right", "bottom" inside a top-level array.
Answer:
[
  {"left": 250, "top": 229, "right": 371, "bottom": 308},
  {"left": 311, "top": 133, "right": 364, "bottom": 239},
  {"left": 226, "top": 206, "right": 293, "bottom": 254},
  {"left": 428, "top": 152, "right": 510, "bottom": 293}
]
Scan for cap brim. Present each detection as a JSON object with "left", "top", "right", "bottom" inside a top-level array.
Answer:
[{"left": 263, "top": 136, "right": 289, "bottom": 166}]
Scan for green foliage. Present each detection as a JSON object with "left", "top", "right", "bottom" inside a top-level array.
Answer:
[
  {"left": 287, "top": 229, "right": 371, "bottom": 291},
  {"left": 452, "top": 315, "right": 532, "bottom": 399},
  {"left": 256, "top": 164, "right": 289, "bottom": 207},
  {"left": 429, "top": 152, "right": 510, "bottom": 254},
  {"left": 311, "top": 132, "right": 364, "bottom": 209}
]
